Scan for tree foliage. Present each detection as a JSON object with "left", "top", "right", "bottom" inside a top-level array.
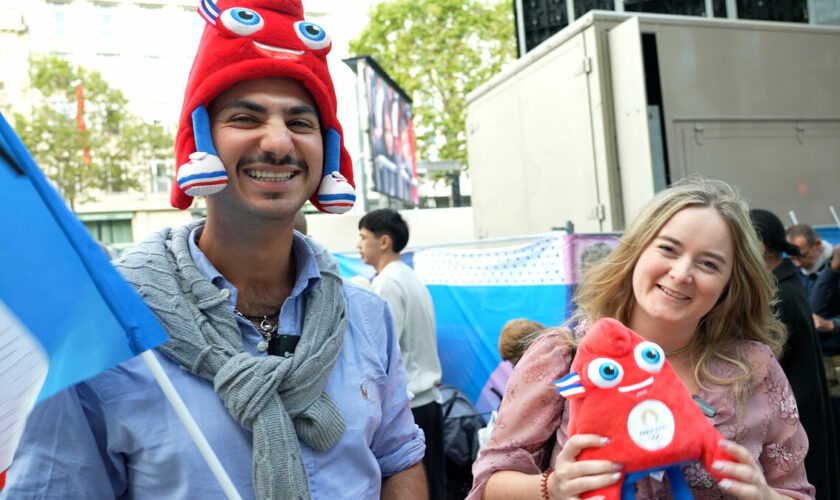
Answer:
[
  {"left": 349, "top": 0, "right": 515, "bottom": 173},
  {"left": 13, "top": 55, "right": 173, "bottom": 210}
]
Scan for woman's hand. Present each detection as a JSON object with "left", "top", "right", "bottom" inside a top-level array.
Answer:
[
  {"left": 546, "top": 434, "right": 621, "bottom": 500},
  {"left": 713, "top": 440, "right": 790, "bottom": 500}
]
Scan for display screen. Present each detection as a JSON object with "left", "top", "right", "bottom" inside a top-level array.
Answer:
[{"left": 364, "top": 64, "right": 418, "bottom": 205}]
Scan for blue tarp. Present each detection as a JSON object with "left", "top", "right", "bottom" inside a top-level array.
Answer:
[{"left": 336, "top": 233, "right": 619, "bottom": 403}]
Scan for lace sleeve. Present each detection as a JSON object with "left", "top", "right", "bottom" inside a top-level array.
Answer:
[{"left": 466, "top": 329, "right": 574, "bottom": 500}]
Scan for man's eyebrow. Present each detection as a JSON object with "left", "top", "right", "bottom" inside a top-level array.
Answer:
[
  {"left": 288, "top": 104, "right": 318, "bottom": 117},
  {"left": 216, "top": 99, "right": 266, "bottom": 114},
  {"left": 215, "top": 101, "right": 318, "bottom": 119}
]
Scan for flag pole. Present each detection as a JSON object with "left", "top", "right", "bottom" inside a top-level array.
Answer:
[
  {"left": 141, "top": 350, "right": 243, "bottom": 500},
  {"left": 829, "top": 206, "right": 840, "bottom": 228}
]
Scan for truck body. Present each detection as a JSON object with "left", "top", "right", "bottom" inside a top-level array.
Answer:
[{"left": 466, "top": 11, "right": 840, "bottom": 237}]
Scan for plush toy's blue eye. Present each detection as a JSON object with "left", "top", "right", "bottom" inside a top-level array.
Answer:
[
  {"left": 634, "top": 341, "right": 665, "bottom": 373},
  {"left": 220, "top": 8, "right": 264, "bottom": 36},
  {"left": 294, "top": 21, "right": 330, "bottom": 50},
  {"left": 587, "top": 357, "right": 624, "bottom": 388}
]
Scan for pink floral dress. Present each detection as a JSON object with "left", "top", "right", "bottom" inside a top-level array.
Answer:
[{"left": 468, "top": 329, "right": 815, "bottom": 499}]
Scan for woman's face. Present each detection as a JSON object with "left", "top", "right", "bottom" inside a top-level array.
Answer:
[{"left": 630, "top": 206, "right": 734, "bottom": 338}]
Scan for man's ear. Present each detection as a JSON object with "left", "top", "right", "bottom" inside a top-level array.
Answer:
[
  {"left": 379, "top": 234, "right": 393, "bottom": 252},
  {"left": 815, "top": 237, "right": 823, "bottom": 250}
]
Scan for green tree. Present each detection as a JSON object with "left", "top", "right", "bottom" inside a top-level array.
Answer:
[
  {"left": 349, "top": 0, "right": 515, "bottom": 174},
  {"left": 13, "top": 55, "right": 173, "bottom": 210}
]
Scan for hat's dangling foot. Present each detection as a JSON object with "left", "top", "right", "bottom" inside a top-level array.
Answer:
[
  {"left": 176, "top": 151, "right": 227, "bottom": 197},
  {"left": 177, "top": 105, "right": 228, "bottom": 198},
  {"left": 317, "top": 171, "right": 356, "bottom": 214}
]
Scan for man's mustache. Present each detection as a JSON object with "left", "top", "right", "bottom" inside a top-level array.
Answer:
[{"left": 238, "top": 153, "right": 308, "bottom": 170}]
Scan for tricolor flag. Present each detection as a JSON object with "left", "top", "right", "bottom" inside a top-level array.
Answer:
[
  {"left": 0, "top": 111, "right": 168, "bottom": 474},
  {"left": 553, "top": 372, "right": 585, "bottom": 398}
]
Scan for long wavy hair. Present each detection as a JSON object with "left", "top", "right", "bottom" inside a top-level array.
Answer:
[{"left": 569, "top": 177, "right": 787, "bottom": 395}]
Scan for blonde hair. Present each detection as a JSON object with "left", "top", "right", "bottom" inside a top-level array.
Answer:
[{"left": 570, "top": 177, "right": 786, "bottom": 395}]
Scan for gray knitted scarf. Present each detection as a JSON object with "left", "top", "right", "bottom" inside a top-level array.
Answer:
[{"left": 116, "top": 220, "right": 346, "bottom": 500}]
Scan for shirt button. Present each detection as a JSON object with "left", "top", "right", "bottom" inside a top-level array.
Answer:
[{"left": 219, "top": 288, "right": 230, "bottom": 299}]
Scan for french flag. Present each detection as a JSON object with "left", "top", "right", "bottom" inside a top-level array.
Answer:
[
  {"left": 318, "top": 193, "right": 356, "bottom": 213},
  {"left": 553, "top": 372, "right": 585, "bottom": 398},
  {"left": 0, "top": 112, "right": 168, "bottom": 475},
  {"left": 177, "top": 169, "right": 229, "bottom": 195}
]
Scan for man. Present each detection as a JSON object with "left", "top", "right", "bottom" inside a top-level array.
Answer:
[
  {"left": 294, "top": 209, "right": 308, "bottom": 235},
  {"left": 810, "top": 243, "right": 840, "bottom": 353},
  {"left": 750, "top": 209, "right": 839, "bottom": 499},
  {"left": 786, "top": 224, "right": 840, "bottom": 399},
  {"left": 357, "top": 209, "right": 445, "bottom": 499},
  {"left": 787, "top": 223, "right": 836, "bottom": 295},
  {"left": 2, "top": 2, "right": 426, "bottom": 499}
]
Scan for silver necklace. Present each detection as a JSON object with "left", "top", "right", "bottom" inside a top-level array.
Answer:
[{"left": 234, "top": 308, "right": 280, "bottom": 352}]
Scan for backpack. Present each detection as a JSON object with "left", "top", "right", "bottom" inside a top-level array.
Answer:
[{"left": 440, "top": 385, "right": 486, "bottom": 499}]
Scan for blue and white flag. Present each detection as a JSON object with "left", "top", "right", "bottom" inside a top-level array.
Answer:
[
  {"left": 335, "top": 233, "right": 621, "bottom": 406},
  {"left": 412, "top": 237, "right": 573, "bottom": 403},
  {"left": 0, "top": 112, "right": 168, "bottom": 471}
]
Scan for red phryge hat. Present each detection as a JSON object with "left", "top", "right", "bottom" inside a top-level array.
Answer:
[{"left": 171, "top": 0, "right": 356, "bottom": 214}]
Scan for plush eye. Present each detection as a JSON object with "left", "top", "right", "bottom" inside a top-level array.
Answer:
[
  {"left": 634, "top": 341, "right": 665, "bottom": 373},
  {"left": 587, "top": 357, "right": 624, "bottom": 388},
  {"left": 220, "top": 8, "right": 264, "bottom": 36},
  {"left": 294, "top": 21, "right": 330, "bottom": 50}
]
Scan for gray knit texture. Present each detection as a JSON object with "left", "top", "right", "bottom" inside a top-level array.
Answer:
[{"left": 115, "top": 220, "right": 347, "bottom": 500}]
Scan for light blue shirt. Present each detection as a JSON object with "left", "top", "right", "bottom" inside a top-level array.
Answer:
[{"left": 3, "top": 230, "right": 424, "bottom": 499}]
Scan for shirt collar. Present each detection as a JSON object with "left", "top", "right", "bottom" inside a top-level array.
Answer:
[
  {"left": 187, "top": 223, "right": 322, "bottom": 307},
  {"left": 799, "top": 242, "right": 833, "bottom": 276}
]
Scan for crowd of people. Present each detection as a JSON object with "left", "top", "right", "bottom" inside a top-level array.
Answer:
[{"left": 3, "top": 0, "right": 839, "bottom": 499}]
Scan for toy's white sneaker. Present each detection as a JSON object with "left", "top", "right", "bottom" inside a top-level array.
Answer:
[
  {"left": 317, "top": 172, "right": 356, "bottom": 214},
  {"left": 176, "top": 152, "right": 228, "bottom": 197}
]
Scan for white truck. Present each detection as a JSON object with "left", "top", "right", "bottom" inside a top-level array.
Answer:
[{"left": 466, "top": 10, "right": 840, "bottom": 238}]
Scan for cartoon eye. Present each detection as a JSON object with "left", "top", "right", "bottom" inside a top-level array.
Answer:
[
  {"left": 294, "top": 21, "right": 330, "bottom": 50},
  {"left": 587, "top": 357, "right": 624, "bottom": 388},
  {"left": 220, "top": 8, "right": 264, "bottom": 36},
  {"left": 634, "top": 341, "right": 665, "bottom": 373}
]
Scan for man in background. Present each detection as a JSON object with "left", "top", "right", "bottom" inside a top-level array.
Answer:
[
  {"left": 751, "top": 209, "right": 838, "bottom": 498},
  {"left": 786, "top": 224, "right": 840, "bottom": 429},
  {"left": 358, "top": 208, "right": 444, "bottom": 499}
]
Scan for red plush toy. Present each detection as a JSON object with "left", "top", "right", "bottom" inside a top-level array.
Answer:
[{"left": 554, "top": 318, "right": 735, "bottom": 499}]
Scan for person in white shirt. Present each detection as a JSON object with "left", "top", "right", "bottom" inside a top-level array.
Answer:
[{"left": 358, "top": 208, "right": 445, "bottom": 499}]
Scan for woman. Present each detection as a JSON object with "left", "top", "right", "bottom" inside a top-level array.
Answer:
[
  {"left": 476, "top": 319, "right": 547, "bottom": 416},
  {"left": 469, "top": 178, "right": 814, "bottom": 499}
]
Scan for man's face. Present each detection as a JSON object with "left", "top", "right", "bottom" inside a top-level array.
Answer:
[
  {"left": 357, "top": 227, "right": 385, "bottom": 267},
  {"left": 788, "top": 235, "right": 822, "bottom": 270},
  {"left": 206, "top": 77, "right": 323, "bottom": 223}
]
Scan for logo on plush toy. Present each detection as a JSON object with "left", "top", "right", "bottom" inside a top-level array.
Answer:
[{"left": 554, "top": 318, "right": 735, "bottom": 499}]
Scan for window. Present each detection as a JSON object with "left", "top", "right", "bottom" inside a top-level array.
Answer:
[
  {"left": 94, "top": 4, "right": 115, "bottom": 38},
  {"left": 736, "top": 0, "right": 808, "bottom": 23},
  {"left": 79, "top": 213, "right": 134, "bottom": 246},
  {"left": 49, "top": 2, "right": 67, "bottom": 36},
  {"left": 624, "top": 0, "right": 708, "bottom": 16},
  {"left": 149, "top": 160, "right": 172, "bottom": 193}
]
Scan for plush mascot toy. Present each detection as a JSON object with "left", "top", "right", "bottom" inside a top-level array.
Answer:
[
  {"left": 171, "top": 0, "right": 356, "bottom": 214},
  {"left": 554, "top": 318, "right": 735, "bottom": 499}
]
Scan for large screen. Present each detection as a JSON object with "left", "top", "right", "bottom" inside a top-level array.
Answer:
[{"left": 364, "top": 63, "right": 418, "bottom": 205}]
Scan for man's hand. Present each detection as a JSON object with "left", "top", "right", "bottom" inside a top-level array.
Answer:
[
  {"left": 381, "top": 462, "right": 427, "bottom": 500},
  {"left": 831, "top": 245, "right": 840, "bottom": 271},
  {"left": 813, "top": 313, "right": 835, "bottom": 332}
]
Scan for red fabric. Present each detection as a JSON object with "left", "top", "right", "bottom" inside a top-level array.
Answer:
[
  {"left": 1, "top": 469, "right": 6, "bottom": 489},
  {"left": 565, "top": 318, "right": 734, "bottom": 498},
  {"left": 171, "top": 0, "right": 353, "bottom": 211}
]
